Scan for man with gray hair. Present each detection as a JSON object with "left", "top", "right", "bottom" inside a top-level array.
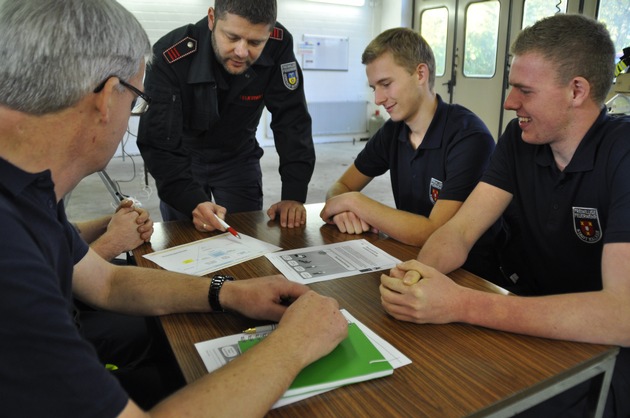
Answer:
[{"left": 0, "top": 1, "right": 347, "bottom": 416}]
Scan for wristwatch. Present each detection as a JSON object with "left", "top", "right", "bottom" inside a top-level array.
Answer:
[{"left": 209, "top": 274, "right": 234, "bottom": 312}]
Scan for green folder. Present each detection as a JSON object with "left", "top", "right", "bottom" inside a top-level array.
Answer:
[{"left": 238, "top": 323, "right": 393, "bottom": 397}]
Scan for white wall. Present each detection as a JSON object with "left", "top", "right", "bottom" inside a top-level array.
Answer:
[{"left": 115, "top": 0, "right": 405, "bottom": 154}]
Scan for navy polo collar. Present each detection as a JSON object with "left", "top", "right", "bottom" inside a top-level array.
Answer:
[
  {"left": 535, "top": 107, "right": 609, "bottom": 173},
  {"left": 0, "top": 157, "right": 53, "bottom": 198},
  {"left": 397, "top": 94, "right": 448, "bottom": 150}
]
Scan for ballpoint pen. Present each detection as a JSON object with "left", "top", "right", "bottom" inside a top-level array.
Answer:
[
  {"left": 214, "top": 213, "right": 241, "bottom": 239},
  {"left": 242, "top": 324, "right": 277, "bottom": 334}
]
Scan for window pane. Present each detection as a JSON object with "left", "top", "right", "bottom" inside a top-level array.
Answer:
[
  {"left": 463, "top": 1, "right": 500, "bottom": 78},
  {"left": 597, "top": 0, "right": 630, "bottom": 59},
  {"left": 522, "top": 0, "right": 567, "bottom": 29},
  {"left": 421, "top": 7, "right": 449, "bottom": 77}
]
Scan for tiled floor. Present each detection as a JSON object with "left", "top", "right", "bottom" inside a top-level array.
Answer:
[{"left": 64, "top": 141, "right": 395, "bottom": 223}]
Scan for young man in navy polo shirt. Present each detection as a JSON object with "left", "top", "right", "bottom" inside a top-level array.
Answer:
[
  {"left": 381, "top": 14, "right": 630, "bottom": 417},
  {"left": 320, "top": 28, "right": 497, "bottom": 249}
]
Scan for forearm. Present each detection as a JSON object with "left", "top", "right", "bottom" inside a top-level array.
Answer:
[
  {"left": 90, "top": 235, "right": 127, "bottom": 262},
  {"left": 274, "top": 124, "right": 314, "bottom": 204},
  {"left": 74, "top": 216, "right": 112, "bottom": 244},
  {"left": 149, "top": 329, "right": 305, "bottom": 417},
  {"left": 353, "top": 199, "right": 436, "bottom": 246},
  {"left": 104, "top": 265, "right": 211, "bottom": 316},
  {"left": 278, "top": 145, "right": 314, "bottom": 203},
  {"left": 326, "top": 181, "right": 352, "bottom": 200},
  {"left": 417, "top": 222, "right": 470, "bottom": 273},
  {"left": 327, "top": 193, "right": 437, "bottom": 246},
  {"left": 460, "top": 288, "right": 630, "bottom": 346},
  {"left": 280, "top": 179, "right": 310, "bottom": 203}
]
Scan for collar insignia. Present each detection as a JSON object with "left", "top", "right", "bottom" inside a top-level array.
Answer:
[
  {"left": 163, "top": 37, "right": 197, "bottom": 64},
  {"left": 270, "top": 27, "right": 284, "bottom": 41}
]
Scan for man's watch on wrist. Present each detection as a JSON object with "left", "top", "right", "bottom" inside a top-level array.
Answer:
[{"left": 209, "top": 274, "right": 234, "bottom": 312}]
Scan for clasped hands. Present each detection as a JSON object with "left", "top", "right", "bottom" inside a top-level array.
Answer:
[
  {"left": 109, "top": 199, "right": 153, "bottom": 245},
  {"left": 320, "top": 192, "right": 378, "bottom": 235},
  {"left": 380, "top": 260, "right": 464, "bottom": 324}
]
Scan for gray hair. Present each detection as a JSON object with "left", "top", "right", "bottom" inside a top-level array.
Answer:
[{"left": 0, "top": 0, "right": 151, "bottom": 115}]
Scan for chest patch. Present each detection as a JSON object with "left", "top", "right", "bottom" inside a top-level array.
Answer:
[
  {"left": 281, "top": 62, "right": 299, "bottom": 90},
  {"left": 572, "top": 207, "right": 602, "bottom": 243},
  {"left": 429, "top": 178, "right": 442, "bottom": 204}
]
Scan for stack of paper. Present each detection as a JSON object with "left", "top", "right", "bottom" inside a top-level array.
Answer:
[
  {"left": 239, "top": 323, "right": 393, "bottom": 396},
  {"left": 194, "top": 310, "right": 411, "bottom": 408}
]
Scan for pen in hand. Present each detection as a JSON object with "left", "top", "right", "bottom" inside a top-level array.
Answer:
[
  {"left": 242, "top": 324, "right": 277, "bottom": 334},
  {"left": 214, "top": 213, "right": 241, "bottom": 239}
]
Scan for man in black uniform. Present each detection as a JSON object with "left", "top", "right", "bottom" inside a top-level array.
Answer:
[{"left": 138, "top": 0, "right": 314, "bottom": 230}]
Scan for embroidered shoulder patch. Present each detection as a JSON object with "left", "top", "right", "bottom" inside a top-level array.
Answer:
[
  {"left": 573, "top": 207, "right": 602, "bottom": 243},
  {"left": 163, "top": 37, "right": 197, "bottom": 64},
  {"left": 281, "top": 62, "right": 299, "bottom": 90},
  {"left": 270, "top": 27, "right": 284, "bottom": 41}
]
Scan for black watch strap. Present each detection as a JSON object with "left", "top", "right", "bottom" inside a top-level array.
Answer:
[{"left": 209, "top": 274, "right": 234, "bottom": 312}]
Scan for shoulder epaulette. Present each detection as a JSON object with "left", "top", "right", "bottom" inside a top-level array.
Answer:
[
  {"left": 270, "top": 27, "right": 284, "bottom": 41},
  {"left": 163, "top": 36, "right": 197, "bottom": 64}
]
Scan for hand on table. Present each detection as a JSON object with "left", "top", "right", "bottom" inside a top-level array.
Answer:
[
  {"left": 220, "top": 275, "right": 311, "bottom": 321},
  {"left": 273, "top": 290, "right": 348, "bottom": 368},
  {"left": 267, "top": 200, "right": 307, "bottom": 228}
]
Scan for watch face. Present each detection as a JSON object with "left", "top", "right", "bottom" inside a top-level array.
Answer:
[{"left": 213, "top": 274, "right": 234, "bottom": 282}]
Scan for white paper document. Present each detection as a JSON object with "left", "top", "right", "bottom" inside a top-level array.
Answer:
[
  {"left": 265, "top": 239, "right": 401, "bottom": 284},
  {"left": 143, "top": 233, "right": 281, "bottom": 276},
  {"left": 194, "top": 309, "right": 411, "bottom": 409}
]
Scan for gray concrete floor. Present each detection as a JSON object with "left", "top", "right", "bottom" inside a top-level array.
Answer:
[{"left": 64, "top": 141, "right": 395, "bottom": 223}]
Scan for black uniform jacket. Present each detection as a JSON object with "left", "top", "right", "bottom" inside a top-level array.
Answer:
[{"left": 137, "top": 18, "right": 315, "bottom": 215}]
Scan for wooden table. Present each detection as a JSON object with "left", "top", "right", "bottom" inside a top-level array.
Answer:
[{"left": 134, "top": 204, "right": 618, "bottom": 417}]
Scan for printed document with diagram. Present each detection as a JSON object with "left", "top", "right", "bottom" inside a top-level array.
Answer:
[
  {"left": 265, "top": 239, "right": 401, "bottom": 284},
  {"left": 143, "top": 233, "right": 281, "bottom": 276}
]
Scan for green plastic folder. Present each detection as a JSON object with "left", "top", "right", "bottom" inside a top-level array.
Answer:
[{"left": 238, "top": 323, "right": 393, "bottom": 397}]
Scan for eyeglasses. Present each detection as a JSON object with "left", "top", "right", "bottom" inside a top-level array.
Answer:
[{"left": 93, "top": 76, "right": 152, "bottom": 115}]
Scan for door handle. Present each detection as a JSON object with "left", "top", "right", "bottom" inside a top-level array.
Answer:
[{"left": 442, "top": 74, "right": 456, "bottom": 94}]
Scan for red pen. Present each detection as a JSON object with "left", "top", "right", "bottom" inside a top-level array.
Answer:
[{"left": 214, "top": 213, "right": 241, "bottom": 239}]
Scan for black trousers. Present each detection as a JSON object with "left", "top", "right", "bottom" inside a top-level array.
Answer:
[
  {"left": 75, "top": 303, "right": 185, "bottom": 409},
  {"left": 160, "top": 152, "right": 264, "bottom": 221}
]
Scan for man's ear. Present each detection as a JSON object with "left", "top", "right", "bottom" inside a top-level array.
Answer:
[
  {"left": 416, "top": 63, "right": 429, "bottom": 84},
  {"left": 570, "top": 76, "right": 591, "bottom": 107},
  {"left": 94, "top": 77, "right": 118, "bottom": 124},
  {"left": 208, "top": 7, "right": 215, "bottom": 31}
]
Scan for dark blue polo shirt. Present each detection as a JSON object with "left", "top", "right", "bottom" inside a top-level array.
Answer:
[
  {"left": 0, "top": 158, "right": 128, "bottom": 417},
  {"left": 481, "top": 110, "right": 630, "bottom": 417},
  {"left": 483, "top": 110, "right": 630, "bottom": 295},
  {"left": 355, "top": 95, "right": 495, "bottom": 216}
]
